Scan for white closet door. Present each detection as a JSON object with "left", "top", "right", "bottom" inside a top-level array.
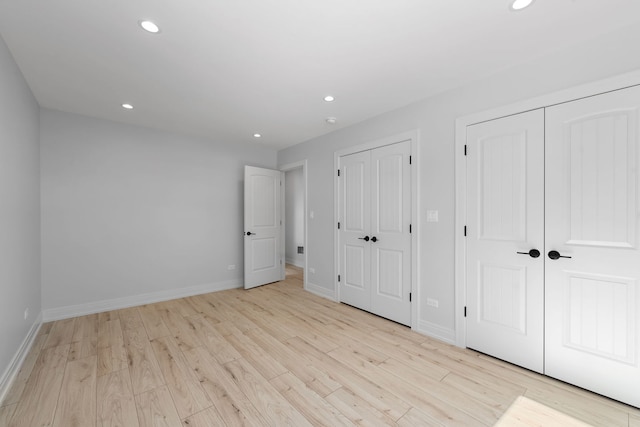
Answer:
[
  {"left": 466, "top": 109, "right": 545, "bottom": 373},
  {"left": 545, "top": 85, "right": 640, "bottom": 408},
  {"left": 339, "top": 150, "right": 372, "bottom": 311},
  {"left": 370, "top": 141, "right": 412, "bottom": 325},
  {"left": 338, "top": 140, "right": 412, "bottom": 325}
]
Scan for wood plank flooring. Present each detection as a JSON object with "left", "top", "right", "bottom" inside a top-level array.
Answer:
[{"left": 2, "top": 265, "right": 639, "bottom": 426}]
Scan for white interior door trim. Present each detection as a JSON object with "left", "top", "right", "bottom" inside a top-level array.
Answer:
[
  {"left": 334, "top": 130, "right": 420, "bottom": 329},
  {"left": 280, "top": 160, "right": 308, "bottom": 292},
  {"left": 454, "top": 69, "right": 640, "bottom": 348}
]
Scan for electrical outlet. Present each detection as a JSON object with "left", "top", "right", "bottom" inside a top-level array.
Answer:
[
  {"left": 227, "top": 264, "right": 236, "bottom": 270},
  {"left": 427, "top": 298, "right": 439, "bottom": 308},
  {"left": 309, "top": 267, "right": 316, "bottom": 274},
  {"left": 24, "top": 308, "right": 29, "bottom": 320},
  {"left": 426, "top": 210, "right": 439, "bottom": 222}
]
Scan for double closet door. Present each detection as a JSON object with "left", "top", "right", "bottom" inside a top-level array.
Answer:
[
  {"left": 466, "top": 85, "right": 640, "bottom": 408},
  {"left": 338, "top": 140, "right": 411, "bottom": 326}
]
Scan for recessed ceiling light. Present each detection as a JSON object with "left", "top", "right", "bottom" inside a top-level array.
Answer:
[
  {"left": 323, "top": 95, "right": 335, "bottom": 102},
  {"left": 139, "top": 20, "right": 160, "bottom": 33},
  {"left": 510, "top": 0, "right": 535, "bottom": 11},
  {"left": 326, "top": 117, "right": 337, "bottom": 124},
  {"left": 253, "top": 133, "right": 262, "bottom": 138},
  {"left": 122, "top": 103, "right": 134, "bottom": 109}
]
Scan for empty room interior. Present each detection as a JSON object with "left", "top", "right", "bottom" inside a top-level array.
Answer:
[{"left": 2, "top": 0, "right": 640, "bottom": 425}]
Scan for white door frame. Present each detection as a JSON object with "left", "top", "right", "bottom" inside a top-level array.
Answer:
[
  {"left": 334, "top": 130, "right": 420, "bottom": 329},
  {"left": 454, "top": 70, "right": 640, "bottom": 348},
  {"left": 280, "top": 160, "right": 309, "bottom": 292}
]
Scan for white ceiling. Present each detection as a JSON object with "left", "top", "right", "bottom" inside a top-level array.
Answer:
[{"left": 1, "top": 0, "right": 639, "bottom": 150}]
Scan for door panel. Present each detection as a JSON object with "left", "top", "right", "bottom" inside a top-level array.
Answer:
[
  {"left": 466, "top": 109, "right": 545, "bottom": 373},
  {"left": 250, "top": 238, "right": 278, "bottom": 271},
  {"left": 244, "top": 166, "right": 283, "bottom": 289},
  {"left": 566, "top": 109, "right": 636, "bottom": 248},
  {"left": 344, "top": 244, "right": 367, "bottom": 291},
  {"left": 563, "top": 272, "right": 636, "bottom": 364},
  {"left": 479, "top": 263, "right": 526, "bottom": 334},
  {"left": 545, "top": 85, "right": 640, "bottom": 407},
  {"left": 371, "top": 141, "right": 411, "bottom": 325},
  {"left": 478, "top": 133, "right": 527, "bottom": 242},
  {"left": 339, "top": 151, "right": 371, "bottom": 310}
]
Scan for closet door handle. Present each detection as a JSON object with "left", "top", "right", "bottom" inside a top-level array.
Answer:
[
  {"left": 358, "top": 236, "right": 370, "bottom": 242},
  {"left": 517, "top": 249, "right": 541, "bottom": 258},
  {"left": 246, "top": 231, "right": 255, "bottom": 236},
  {"left": 548, "top": 250, "right": 571, "bottom": 260},
  {"left": 371, "top": 236, "right": 378, "bottom": 243}
]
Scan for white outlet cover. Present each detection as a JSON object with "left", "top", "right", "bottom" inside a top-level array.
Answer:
[{"left": 426, "top": 210, "right": 439, "bottom": 222}]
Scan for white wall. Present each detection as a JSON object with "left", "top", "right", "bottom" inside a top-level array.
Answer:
[
  {"left": 277, "top": 23, "right": 640, "bottom": 341},
  {"left": 40, "top": 109, "right": 277, "bottom": 316},
  {"left": 0, "top": 35, "right": 41, "bottom": 395},
  {"left": 285, "top": 168, "right": 305, "bottom": 267}
]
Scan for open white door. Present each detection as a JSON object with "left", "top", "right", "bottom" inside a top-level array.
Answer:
[{"left": 244, "top": 166, "right": 284, "bottom": 289}]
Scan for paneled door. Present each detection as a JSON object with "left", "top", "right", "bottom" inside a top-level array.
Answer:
[
  {"left": 244, "top": 166, "right": 284, "bottom": 289},
  {"left": 370, "top": 142, "right": 412, "bottom": 325},
  {"left": 545, "top": 86, "right": 640, "bottom": 408},
  {"left": 465, "top": 109, "right": 545, "bottom": 373},
  {"left": 339, "top": 150, "right": 372, "bottom": 310},
  {"left": 339, "top": 140, "right": 412, "bottom": 326}
]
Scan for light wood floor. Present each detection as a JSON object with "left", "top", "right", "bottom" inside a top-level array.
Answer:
[{"left": 2, "top": 265, "right": 639, "bottom": 426}]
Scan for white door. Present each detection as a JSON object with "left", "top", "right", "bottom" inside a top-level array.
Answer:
[
  {"left": 338, "top": 141, "right": 411, "bottom": 326},
  {"left": 339, "top": 150, "right": 372, "bottom": 310},
  {"left": 465, "top": 109, "right": 545, "bottom": 373},
  {"left": 545, "top": 86, "right": 640, "bottom": 407},
  {"left": 370, "top": 142, "right": 412, "bottom": 325},
  {"left": 244, "top": 166, "right": 284, "bottom": 289}
]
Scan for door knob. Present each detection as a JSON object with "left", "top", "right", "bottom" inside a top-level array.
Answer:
[
  {"left": 371, "top": 236, "right": 378, "bottom": 242},
  {"left": 548, "top": 250, "right": 571, "bottom": 260},
  {"left": 246, "top": 231, "right": 255, "bottom": 236},
  {"left": 517, "top": 249, "right": 541, "bottom": 258},
  {"left": 358, "top": 236, "right": 370, "bottom": 242}
]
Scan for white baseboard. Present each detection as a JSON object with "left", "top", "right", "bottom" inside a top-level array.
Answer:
[
  {"left": 42, "top": 279, "right": 243, "bottom": 322},
  {"left": 285, "top": 257, "right": 304, "bottom": 268},
  {"left": 416, "top": 320, "right": 456, "bottom": 345},
  {"left": 0, "top": 313, "right": 42, "bottom": 406},
  {"left": 305, "top": 281, "right": 338, "bottom": 301}
]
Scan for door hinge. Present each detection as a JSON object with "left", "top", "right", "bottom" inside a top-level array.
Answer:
[
  {"left": 409, "top": 224, "right": 412, "bottom": 233},
  {"left": 338, "top": 274, "right": 341, "bottom": 282},
  {"left": 464, "top": 145, "right": 467, "bottom": 156},
  {"left": 409, "top": 292, "right": 412, "bottom": 302},
  {"left": 464, "top": 226, "right": 467, "bottom": 237},
  {"left": 337, "top": 169, "right": 340, "bottom": 177},
  {"left": 338, "top": 222, "right": 341, "bottom": 229},
  {"left": 409, "top": 155, "right": 412, "bottom": 165},
  {"left": 464, "top": 306, "right": 467, "bottom": 317}
]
